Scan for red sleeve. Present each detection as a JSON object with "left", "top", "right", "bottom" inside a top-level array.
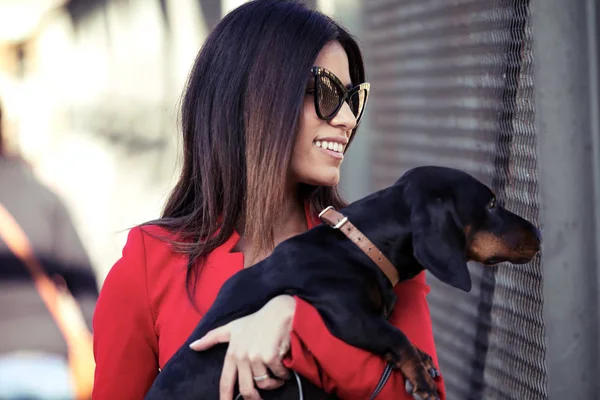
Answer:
[
  {"left": 92, "top": 227, "right": 159, "bottom": 400},
  {"left": 283, "top": 272, "right": 446, "bottom": 400}
]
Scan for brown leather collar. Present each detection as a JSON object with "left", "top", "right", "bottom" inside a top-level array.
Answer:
[{"left": 318, "top": 206, "right": 399, "bottom": 286}]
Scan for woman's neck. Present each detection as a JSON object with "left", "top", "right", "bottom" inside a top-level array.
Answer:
[
  {"left": 235, "top": 187, "right": 308, "bottom": 267},
  {"left": 272, "top": 194, "right": 308, "bottom": 244}
]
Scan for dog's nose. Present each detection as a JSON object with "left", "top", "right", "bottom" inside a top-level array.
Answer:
[
  {"left": 535, "top": 228, "right": 542, "bottom": 244},
  {"left": 530, "top": 228, "right": 542, "bottom": 252}
]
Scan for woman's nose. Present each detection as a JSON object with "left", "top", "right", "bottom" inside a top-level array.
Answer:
[{"left": 330, "top": 101, "right": 357, "bottom": 132}]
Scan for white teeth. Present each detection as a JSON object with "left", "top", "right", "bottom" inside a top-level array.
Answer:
[{"left": 313, "top": 140, "right": 344, "bottom": 153}]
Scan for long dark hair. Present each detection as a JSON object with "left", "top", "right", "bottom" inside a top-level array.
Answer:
[{"left": 149, "top": 0, "right": 366, "bottom": 297}]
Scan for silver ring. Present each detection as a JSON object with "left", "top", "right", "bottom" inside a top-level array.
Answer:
[{"left": 252, "top": 374, "right": 269, "bottom": 382}]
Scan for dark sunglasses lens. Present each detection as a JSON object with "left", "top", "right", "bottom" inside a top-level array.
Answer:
[
  {"left": 317, "top": 75, "right": 344, "bottom": 118},
  {"left": 349, "top": 88, "right": 368, "bottom": 122}
]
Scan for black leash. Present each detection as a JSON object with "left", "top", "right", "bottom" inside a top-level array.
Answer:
[{"left": 369, "top": 362, "right": 395, "bottom": 400}]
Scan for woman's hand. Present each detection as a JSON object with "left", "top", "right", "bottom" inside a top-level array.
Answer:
[{"left": 189, "top": 295, "right": 296, "bottom": 400}]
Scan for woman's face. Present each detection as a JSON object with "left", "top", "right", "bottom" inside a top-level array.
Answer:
[{"left": 290, "top": 41, "right": 357, "bottom": 187}]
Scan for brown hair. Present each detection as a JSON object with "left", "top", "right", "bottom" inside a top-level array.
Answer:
[{"left": 147, "top": 0, "right": 366, "bottom": 297}]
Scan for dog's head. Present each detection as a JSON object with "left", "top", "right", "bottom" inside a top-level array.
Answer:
[{"left": 401, "top": 166, "right": 541, "bottom": 292}]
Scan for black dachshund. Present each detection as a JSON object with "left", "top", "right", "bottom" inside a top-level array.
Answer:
[{"left": 145, "top": 166, "right": 541, "bottom": 400}]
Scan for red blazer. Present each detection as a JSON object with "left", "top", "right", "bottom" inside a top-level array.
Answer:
[{"left": 92, "top": 215, "right": 446, "bottom": 400}]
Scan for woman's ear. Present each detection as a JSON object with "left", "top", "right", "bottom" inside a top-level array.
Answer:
[{"left": 410, "top": 199, "right": 472, "bottom": 292}]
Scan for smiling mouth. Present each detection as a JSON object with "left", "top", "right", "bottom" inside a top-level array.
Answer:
[{"left": 314, "top": 140, "right": 345, "bottom": 154}]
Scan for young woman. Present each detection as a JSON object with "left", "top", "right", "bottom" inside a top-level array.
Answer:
[{"left": 92, "top": 1, "right": 446, "bottom": 399}]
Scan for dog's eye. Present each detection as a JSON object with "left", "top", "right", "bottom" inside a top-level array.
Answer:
[{"left": 487, "top": 198, "right": 496, "bottom": 210}]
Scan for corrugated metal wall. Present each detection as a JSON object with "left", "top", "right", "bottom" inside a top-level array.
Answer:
[{"left": 363, "top": 1, "right": 546, "bottom": 398}]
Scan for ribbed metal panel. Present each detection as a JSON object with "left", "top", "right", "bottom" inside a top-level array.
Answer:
[
  {"left": 363, "top": 0, "right": 546, "bottom": 398},
  {"left": 482, "top": 5, "right": 546, "bottom": 399}
]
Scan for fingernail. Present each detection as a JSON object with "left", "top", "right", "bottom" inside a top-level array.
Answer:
[
  {"left": 189, "top": 339, "right": 201, "bottom": 349},
  {"left": 405, "top": 380, "right": 413, "bottom": 393}
]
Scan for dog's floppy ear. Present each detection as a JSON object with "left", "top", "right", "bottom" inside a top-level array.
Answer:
[{"left": 410, "top": 199, "right": 472, "bottom": 291}]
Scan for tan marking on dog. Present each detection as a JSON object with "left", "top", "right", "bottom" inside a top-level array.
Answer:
[{"left": 468, "top": 231, "right": 519, "bottom": 264}]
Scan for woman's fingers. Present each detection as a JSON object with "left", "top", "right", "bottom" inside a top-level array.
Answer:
[
  {"left": 190, "top": 324, "right": 231, "bottom": 351},
  {"left": 249, "top": 354, "right": 285, "bottom": 390},
  {"left": 219, "top": 351, "right": 238, "bottom": 400},
  {"left": 267, "top": 340, "right": 291, "bottom": 380},
  {"left": 236, "top": 358, "right": 262, "bottom": 400},
  {"left": 208, "top": 298, "right": 297, "bottom": 398},
  {"left": 265, "top": 356, "right": 290, "bottom": 381}
]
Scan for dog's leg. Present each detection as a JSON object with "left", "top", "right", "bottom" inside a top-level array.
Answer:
[{"left": 313, "top": 306, "right": 439, "bottom": 400}]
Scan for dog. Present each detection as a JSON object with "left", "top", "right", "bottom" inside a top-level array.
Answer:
[{"left": 144, "top": 166, "right": 541, "bottom": 400}]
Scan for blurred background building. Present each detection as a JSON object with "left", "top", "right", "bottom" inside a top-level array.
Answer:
[{"left": 0, "top": 0, "right": 598, "bottom": 399}]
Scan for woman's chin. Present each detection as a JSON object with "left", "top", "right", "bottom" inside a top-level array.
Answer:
[{"left": 303, "top": 172, "right": 340, "bottom": 187}]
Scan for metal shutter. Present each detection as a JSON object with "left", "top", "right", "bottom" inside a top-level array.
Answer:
[{"left": 363, "top": 1, "right": 546, "bottom": 398}]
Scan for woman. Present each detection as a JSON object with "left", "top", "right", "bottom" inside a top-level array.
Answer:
[{"left": 92, "top": 1, "right": 446, "bottom": 399}]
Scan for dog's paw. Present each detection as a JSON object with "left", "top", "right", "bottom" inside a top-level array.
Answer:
[
  {"left": 404, "top": 378, "right": 439, "bottom": 400},
  {"left": 416, "top": 348, "right": 440, "bottom": 379},
  {"left": 386, "top": 345, "right": 440, "bottom": 400},
  {"left": 386, "top": 347, "right": 439, "bottom": 400},
  {"left": 404, "top": 379, "right": 440, "bottom": 400}
]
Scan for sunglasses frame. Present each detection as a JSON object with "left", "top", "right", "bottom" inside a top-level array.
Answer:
[{"left": 310, "top": 66, "right": 370, "bottom": 126}]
